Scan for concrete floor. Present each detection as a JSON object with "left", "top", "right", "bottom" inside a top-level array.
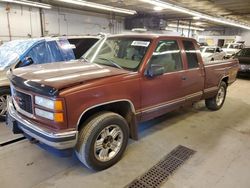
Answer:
[{"left": 0, "top": 78, "right": 250, "bottom": 188}]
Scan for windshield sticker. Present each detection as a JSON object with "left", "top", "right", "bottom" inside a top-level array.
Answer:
[{"left": 131, "top": 41, "right": 150, "bottom": 47}]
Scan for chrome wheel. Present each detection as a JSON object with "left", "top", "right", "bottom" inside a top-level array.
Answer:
[
  {"left": 0, "top": 94, "right": 9, "bottom": 116},
  {"left": 94, "top": 125, "right": 124, "bottom": 162},
  {"left": 216, "top": 86, "right": 225, "bottom": 106}
]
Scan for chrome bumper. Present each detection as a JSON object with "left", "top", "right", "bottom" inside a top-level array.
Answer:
[{"left": 7, "top": 97, "right": 78, "bottom": 150}]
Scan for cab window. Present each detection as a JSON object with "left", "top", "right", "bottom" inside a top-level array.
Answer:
[
  {"left": 183, "top": 40, "right": 199, "bottom": 69},
  {"left": 149, "top": 40, "right": 183, "bottom": 73}
]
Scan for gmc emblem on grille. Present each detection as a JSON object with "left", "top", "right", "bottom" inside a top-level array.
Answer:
[{"left": 14, "top": 95, "right": 24, "bottom": 106}]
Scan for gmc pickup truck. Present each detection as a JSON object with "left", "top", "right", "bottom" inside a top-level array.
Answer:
[{"left": 6, "top": 34, "right": 239, "bottom": 171}]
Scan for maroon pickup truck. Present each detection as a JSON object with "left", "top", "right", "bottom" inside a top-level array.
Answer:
[{"left": 6, "top": 34, "right": 239, "bottom": 170}]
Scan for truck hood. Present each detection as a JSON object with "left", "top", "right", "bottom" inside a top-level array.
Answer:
[{"left": 10, "top": 60, "right": 130, "bottom": 96}]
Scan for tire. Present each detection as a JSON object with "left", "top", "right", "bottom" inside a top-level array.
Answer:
[
  {"left": 0, "top": 87, "right": 11, "bottom": 121},
  {"left": 75, "top": 111, "right": 129, "bottom": 171},
  {"left": 205, "top": 81, "right": 227, "bottom": 111}
]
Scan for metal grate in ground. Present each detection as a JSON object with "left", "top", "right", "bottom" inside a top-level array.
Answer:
[{"left": 125, "top": 145, "right": 196, "bottom": 188}]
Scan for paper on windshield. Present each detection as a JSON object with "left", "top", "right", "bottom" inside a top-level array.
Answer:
[{"left": 131, "top": 41, "right": 150, "bottom": 47}]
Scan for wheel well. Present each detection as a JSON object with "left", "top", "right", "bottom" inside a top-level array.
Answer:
[
  {"left": 222, "top": 77, "right": 229, "bottom": 86},
  {"left": 77, "top": 101, "right": 138, "bottom": 140}
]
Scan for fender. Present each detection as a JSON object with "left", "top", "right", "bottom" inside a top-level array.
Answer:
[{"left": 76, "top": 99, "right": 136, "bottom": 129}]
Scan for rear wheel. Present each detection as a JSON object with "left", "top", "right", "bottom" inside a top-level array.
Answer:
[
  {"left": 205, "top": 81, "right": 227, "bottom": 111},
  {"left": 75, "top": 112, "right": 129, "bottom": 171},
  {"left": 0, "top": 87, "right": 10, "bottom": 121}
]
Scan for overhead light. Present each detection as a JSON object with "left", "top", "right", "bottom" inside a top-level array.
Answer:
[
  {"left": 0, "top": 0, "right": 52, "bottom": 9},
  {"left": 153, "top": 6, "right": 163, "bottom": 11},
  {"left": 193, "top": 17, "right": 200, "bottom": 20},
  {"left": 131, "top": 28, "right": 147, "bottom": 32},
  {"left": 168, "top": 23, "right": 205, "bottom": 31},
  {"left": 140, "top": 0, "right": 250, "bottom": 30},
  {"left": 194, "top": 22, "right": 203, "bottom": 26},
  {"left": 165, "top": 27, "right": 176, "bottom": 32},
  {"left": 56, "top": 0, "right": 137, "bottom": 15}
]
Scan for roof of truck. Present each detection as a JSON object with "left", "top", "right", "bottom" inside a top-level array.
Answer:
[{"left": 107, "top": 33, "right": 196, "bottom": 41}]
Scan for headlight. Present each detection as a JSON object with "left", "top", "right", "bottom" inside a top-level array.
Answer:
[
  {"left": 35, "top": 96, "right": 63, "bottom": 110},
  {"left": 35, "top": 108, "right": 54, "bottom": 120},
  {"left": 34, "top": 96, "right": 64, "bottom": 122},
  {"left": 35, "top": 108, "right": 64, "bottom": 122}
]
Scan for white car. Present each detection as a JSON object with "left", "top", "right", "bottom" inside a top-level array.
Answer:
[
  {"left": 222, "top": 43, "right": 244, "bottom": 58},
  {"left": 200, "top": 46, "right": 226, "bottom": 63}
]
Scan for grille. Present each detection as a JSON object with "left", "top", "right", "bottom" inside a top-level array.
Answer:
[
  {"left": 13, "top": 88, "right": 33, "bottom": 114},
  {"left": 126, "top": 145, "right": 196, "bottom": 188}
]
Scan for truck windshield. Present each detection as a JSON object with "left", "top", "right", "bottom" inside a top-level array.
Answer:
[{"left": 83, "top": 37, "right": 151, "bottom": 71}]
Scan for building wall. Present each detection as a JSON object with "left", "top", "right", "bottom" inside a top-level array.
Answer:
[
  {"left": 200, "top": 27, "right": 250, "bottom": 46},
  {"left": 0, "top": 3, "right": 124, "bottom": 43}
]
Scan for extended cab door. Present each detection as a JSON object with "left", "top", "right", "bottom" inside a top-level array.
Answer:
[
  {"left": 181, "top": 40, "right": 204, "bottom": 103},
  {"left": 140, "top": 39, "right": 187, "bottom": 121}
]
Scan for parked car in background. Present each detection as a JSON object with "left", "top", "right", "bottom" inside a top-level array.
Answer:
[
  {"left": 6, "top": 34, "right": 239, "bottom": 170},
  {"left": 0, "top": 36, "right": 100, "bottom": 119},
  {"left": 200, "top": 46, "right": 226, "bottom": 63},
  {"left": 198, "top": 42, "right": 208, "bottom": 46},
  {"left": 222, "top": 42, "right": 245, "bottom": 58},
  {"left": 233, "top": 47, "right": 250, "bottom": 76}
]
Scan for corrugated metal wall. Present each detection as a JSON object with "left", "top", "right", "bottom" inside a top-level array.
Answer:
[{"left": 0, "top": 3, "right": 124, "bottom": 43}]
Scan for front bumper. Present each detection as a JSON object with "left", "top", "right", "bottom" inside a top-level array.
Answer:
[{"left": 7, "top": 97, "right": 78, "bottom": 149}]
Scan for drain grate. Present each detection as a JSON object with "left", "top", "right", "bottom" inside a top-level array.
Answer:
[{"left": 126, "top": 145, "right": 196, "bottom": 188}]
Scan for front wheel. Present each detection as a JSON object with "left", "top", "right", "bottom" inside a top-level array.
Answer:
[
  {"left": 75, "top": 112, "right": 129, "bottom": 171},
  {"left": 0, "top": 87, "right": 11, "bottom": 121},
  {"left": 205, "top": 81, "right": 227, "bottom": 111}
]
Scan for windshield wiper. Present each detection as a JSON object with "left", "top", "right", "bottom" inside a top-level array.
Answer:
[{"left": 98, "top": 57, "right": 123, "bottom": 69}]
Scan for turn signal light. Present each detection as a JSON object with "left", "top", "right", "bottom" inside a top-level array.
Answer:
[
  {"left": 54, "top": 101, "right": 63, "bottom": 111},
  {"left": 54, "top": 113, "right": 64, "bottom": 123}
]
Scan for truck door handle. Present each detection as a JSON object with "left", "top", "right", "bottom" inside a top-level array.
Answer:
[{"left": 181, "top": 76, "right": 187, "bottom": 80}]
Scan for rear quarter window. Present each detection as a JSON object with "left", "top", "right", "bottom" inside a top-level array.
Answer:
[{"left": 183, "top": 40, "right": 199, "bottom": 69}]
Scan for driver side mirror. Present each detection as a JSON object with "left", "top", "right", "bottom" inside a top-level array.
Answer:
[
  {"left": 145, "top": 63, "right": 165, "bottom": 78},
  {"left": 19, "top": 56, "right": 34, "bottom": 68}
]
